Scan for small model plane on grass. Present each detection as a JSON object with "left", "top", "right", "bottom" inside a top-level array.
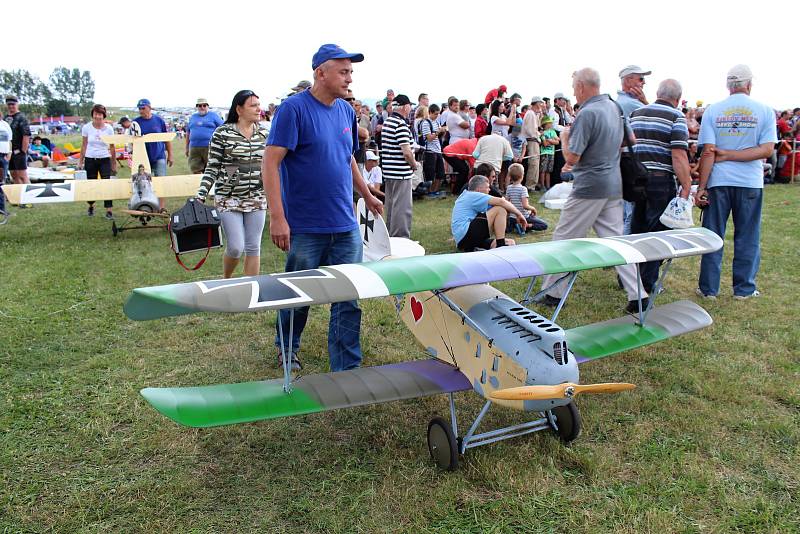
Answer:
[
  {"left": 1, "top": 133, "right": 202, "bottom": 234},
  {"left": 124, "top": 204, "right": 722, "bottom": 470}
]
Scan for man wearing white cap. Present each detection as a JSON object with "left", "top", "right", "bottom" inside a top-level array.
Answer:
[
  {"left": 695, "top": 65, "right": 776, "bottom": 300},
  {"left": 617, "top": 65, "right": 651, "bottom": 117},
  {"left": 363, "top": 150, "right": 384, "bottom": 200},
  {"left": 617, "top": 65, "right": 652, "bottom": 234},
  {"left": 522, "top": 97, "right": 544, "bottom": 186},
  {"left": 185, "top": 98, "right": 223, "bottom": 174}
]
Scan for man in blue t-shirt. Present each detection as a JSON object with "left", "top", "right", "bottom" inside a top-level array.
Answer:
[
  {"left": 451, "top": 175, "right": 526, "bottom": 252},
  {"left": 695, "top": 65, "right": 776, "bottom": 300},
  {"left": 185, "top": 98, "right": 223, "bottom": 174},
  {"left": 264, "top": 43, "right": 383, "bottom": 373},
  {"left": 133, "top": 98, "right": 172, "bottom": 209}
]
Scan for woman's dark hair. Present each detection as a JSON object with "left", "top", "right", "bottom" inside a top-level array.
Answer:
[
  {"left": 490, "top": 99, "right": 503, "bottom": 118},
  {"left": 475, "top": 163, "right": 496, "bottom": 178},
  {"left": 225, "top": 90, "right": 259, "bottom": 124},
  {"left": 428, "top": 103, "right": 440, "bottom": 114},
  {"left": 91, "top": 104, "right": 107, "bottom": 118},
  {"left": 475, "top": 103, "right": 486, "bottom": 115}
]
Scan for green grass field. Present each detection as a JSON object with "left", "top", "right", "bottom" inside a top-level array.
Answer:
[{"left": 1, "top": 149, "right": 798, "bottom": 532}]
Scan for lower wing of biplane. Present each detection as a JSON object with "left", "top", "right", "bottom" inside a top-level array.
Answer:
[
  {"left": 1, "top": 175, "right": 202, "bottom": 205},
  {"left": 125, "top": 227, "right": 722, "bottom": 469}
]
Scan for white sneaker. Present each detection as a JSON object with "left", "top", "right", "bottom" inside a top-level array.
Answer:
[
  {"left": 733, "top": 290, "right": 761, "bottom": 300},
  {"left": 695, "top": 288, "right": 717, "bottom": 300}
]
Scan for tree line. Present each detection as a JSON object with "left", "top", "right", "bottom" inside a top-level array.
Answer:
[{"left": 0, "top": 67, "right": 95, "bottom": 117}]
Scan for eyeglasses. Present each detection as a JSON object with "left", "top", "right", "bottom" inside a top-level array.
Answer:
[
  {"left": 345, "top": 98, "right": 355, "bottom": 102},
  {"left": 197, "top": 104, "right": 208, "bottom": 108},
  {"left": 638, "top": 77, "right": 645, "bottom": 82}
]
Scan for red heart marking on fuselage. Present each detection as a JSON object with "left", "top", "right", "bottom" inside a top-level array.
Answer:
[{"left": 410, "top": 296, "right": 423, "bottom": 322}]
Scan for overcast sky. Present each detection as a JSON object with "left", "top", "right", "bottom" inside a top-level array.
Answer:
[{"left": 8, "top": 0, "right": 798, "bottom": 111}]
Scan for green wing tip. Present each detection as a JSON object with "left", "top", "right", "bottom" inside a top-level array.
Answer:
[{"left": 124, "top": 286, "right": 194, "bottom": 321}]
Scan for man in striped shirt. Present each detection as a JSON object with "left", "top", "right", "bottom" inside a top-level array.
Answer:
[
  {"left": 381, "top": 94, "right": 418, "bottom": 238},
  {"left": 629, "top": 78, "right": 692, "bottom": 293}
]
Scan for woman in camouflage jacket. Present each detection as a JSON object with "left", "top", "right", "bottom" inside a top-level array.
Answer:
[{"left": 197, "top": 90, "right": 268, "bottom": 278}]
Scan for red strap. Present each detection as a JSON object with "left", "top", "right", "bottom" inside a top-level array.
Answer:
[{"left": 168, "top": 221, "right": 213, "bottom": 271}]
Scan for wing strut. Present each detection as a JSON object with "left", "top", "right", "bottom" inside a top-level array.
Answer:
[
  {"left": 523, "top": 271, "right": 579, "bottom": 324},
  {"left": 520, "top": 276, "right": 539, "bottom": 305},
  {"left": 634, "top": 258, "right": 673, "bottom": 327},
  {"left": 276, "top": 307, "right": 297, "bottom": 393}
]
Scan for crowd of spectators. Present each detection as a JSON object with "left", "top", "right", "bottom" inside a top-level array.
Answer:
[{"left": 329, "top": 86, "right": 798, "bottom": 200}]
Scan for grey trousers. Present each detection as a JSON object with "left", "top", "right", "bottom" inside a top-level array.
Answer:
[
  {"left": 541, "top": 197, "right": 647, "bottom": 302},
  {"left": 384, "top": 178, "right": 413, "bottom": 238},
  {"left": 219, "top": 209, "right": 266, "bottom": 258}
]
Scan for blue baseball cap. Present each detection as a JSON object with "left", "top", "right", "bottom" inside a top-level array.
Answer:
[
  {"left": 137, "top": 98, "right": 151, "bottom": 108},
  {"left": 311, "top": 44, "right": 364, "bottom": 70}
]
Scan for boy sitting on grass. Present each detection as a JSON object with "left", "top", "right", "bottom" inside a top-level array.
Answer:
[{"left": 504, "top": 163, "right": 548, "bottom": 232}]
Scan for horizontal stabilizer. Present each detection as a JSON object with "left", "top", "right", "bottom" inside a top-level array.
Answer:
[
  {"left": 101, "top": 134, "right": 135, "bottom": 145},
  {"left": 141, "top": 359, "right": 471, "bottom": 428},
  {"left": 566, "top": 300, "right": 712, "bottom": 363}
]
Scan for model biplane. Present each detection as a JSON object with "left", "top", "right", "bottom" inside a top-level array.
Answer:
[
  {"left": 1, "top": 133, "right": 202, "bottom": 233},
  {"left": 124, "top": 207, "right": 722, "bottom": 470}
]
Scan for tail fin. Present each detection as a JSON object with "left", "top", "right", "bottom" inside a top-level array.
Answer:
[{"left": 357, "top": 197, "right": 393, "bottom": 261}]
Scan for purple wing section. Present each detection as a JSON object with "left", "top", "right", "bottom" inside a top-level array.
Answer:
[{"left": 381, "top": 359, "right": 473, "bottom": 393}]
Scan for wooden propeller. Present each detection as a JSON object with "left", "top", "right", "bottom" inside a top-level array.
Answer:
[{"left": 489, "top": 382, "right": 636, "bottom": 401}]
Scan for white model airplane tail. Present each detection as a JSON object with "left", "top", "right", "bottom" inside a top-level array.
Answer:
[{"left": 356, "top": 198, "right": 425, "bottom": 261}]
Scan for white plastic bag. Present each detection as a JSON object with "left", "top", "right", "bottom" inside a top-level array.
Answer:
[
  {"left": 538, "top": 182, "right": 573, "bottom": 203},
  {"left": 659, "top": 196, "right": 694, "bottom": 229},
  {"left": 410, "top": 164, "right": 424, "bottom": 189}
]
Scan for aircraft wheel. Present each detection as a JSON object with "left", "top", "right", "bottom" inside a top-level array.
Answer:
[
  {"left": 427, "top": 417, "right": 459, "bottom": 471},
  {"left": 549, "top": 402, "right": 581, "bottom": 444}
]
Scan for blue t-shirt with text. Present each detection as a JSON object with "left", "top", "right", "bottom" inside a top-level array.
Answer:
[
  {"left": 187, "top": 111, "right": 223, "bottom": 148},
  {"left": 267, "top": 90, "right": 359, "bottom": 233},
  {"left": 133, "top": 114, "right": 168, "bottom": 163},
  {"left": 451, "top": 190, "right": 491, "bottom": 244},
  {"left": 698, "top": 93, "right": 777, "bottom": 189}
]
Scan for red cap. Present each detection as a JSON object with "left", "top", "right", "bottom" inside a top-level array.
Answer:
[{"left": 499, "top": 85, "right": 507, "bottom": 91}]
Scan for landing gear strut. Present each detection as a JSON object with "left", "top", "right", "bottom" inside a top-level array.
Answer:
[{"left": 426, "top": 394, "right": 582, "bottom": 470}]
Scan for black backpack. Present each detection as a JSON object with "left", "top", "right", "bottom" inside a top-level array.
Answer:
[
  {"left": 416, "top": 118, "right": 433, "bottom": 162},
  {"left": 169, "top": 198, "right": 223, "bottom": 270},
  {"left": 612, "top": 99, "right": 648, "bottom": 203}
]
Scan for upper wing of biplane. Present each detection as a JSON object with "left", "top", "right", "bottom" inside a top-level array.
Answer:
[
  {"left": 124, "top": 228, "right": 723, "bottom": 321},
  {"left": 1, "top": 175, "right": 202, "bottom": 205}
]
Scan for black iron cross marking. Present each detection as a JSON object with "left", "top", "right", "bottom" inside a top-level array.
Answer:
[
  {"left": 26, "top": 183, "right": 72, "bottom": 198},
  {"left": 198, "top": 269, "right": 335, "bottom": 308},
  {"left": 360, "top": 212, "right": 374, "bottom": 242}
]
